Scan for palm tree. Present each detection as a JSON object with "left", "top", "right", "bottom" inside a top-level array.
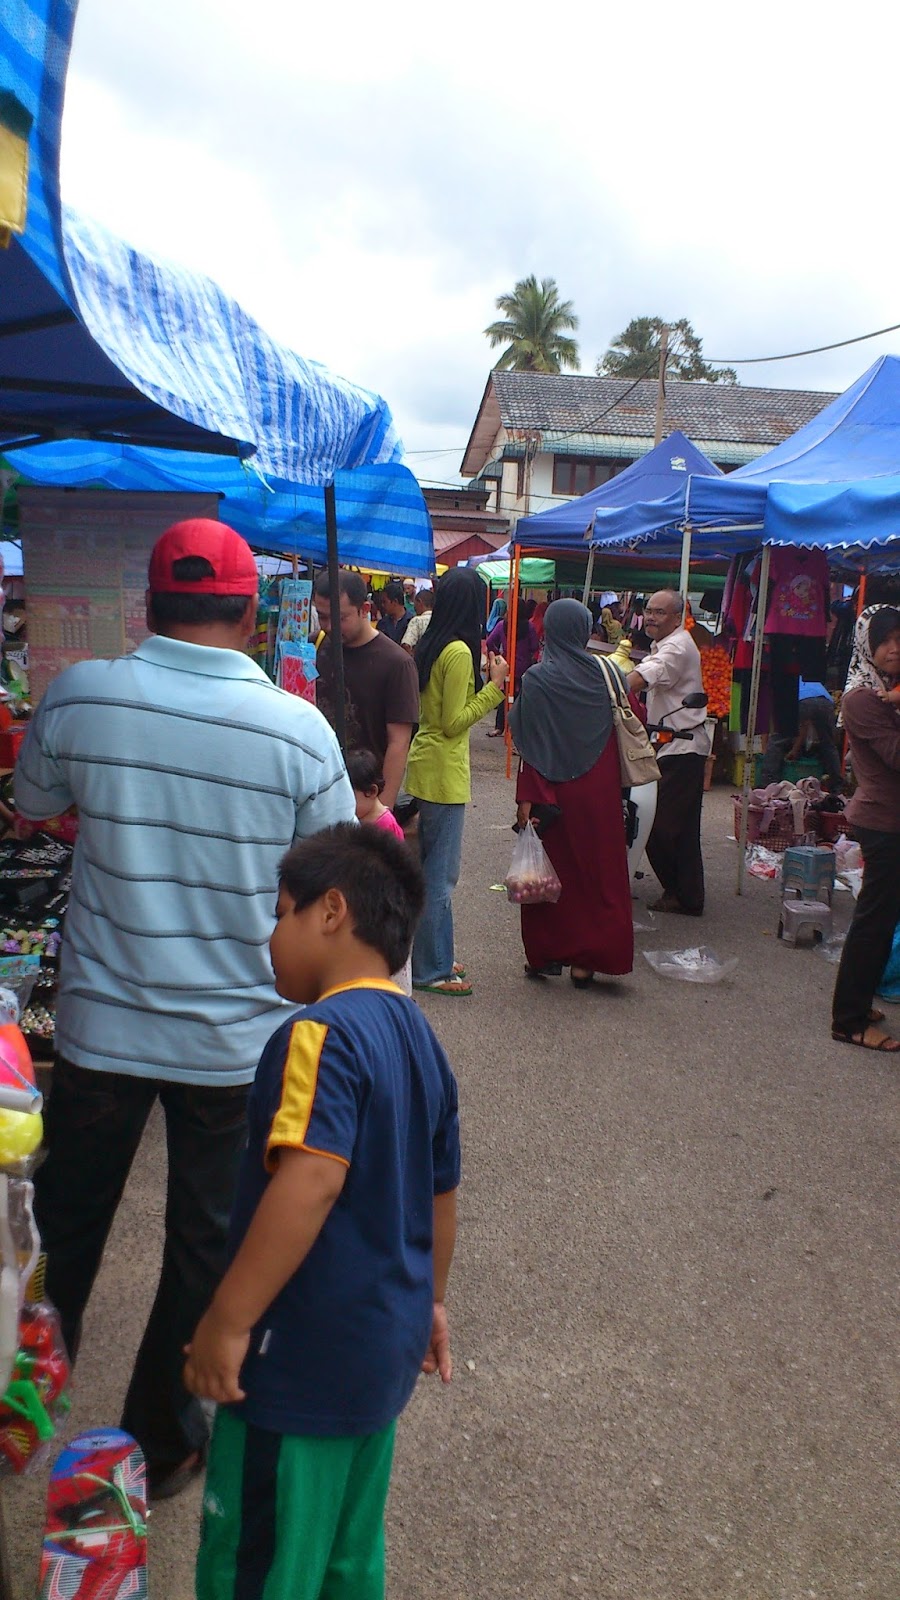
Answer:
[
  {"left": 598, "top": 316, "right": 737, "bottom": 384},
  {"left": 484, "top": 276, "right": 580, "bottom": 372}
]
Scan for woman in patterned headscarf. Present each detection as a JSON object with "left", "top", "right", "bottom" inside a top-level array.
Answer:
[{"left": 831, "top": 604, "right": 900, "bottom": 1052}]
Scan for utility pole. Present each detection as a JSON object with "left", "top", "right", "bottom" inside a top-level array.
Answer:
[{"left": 653, "top": 323, "right": 669, "bottom": 445}]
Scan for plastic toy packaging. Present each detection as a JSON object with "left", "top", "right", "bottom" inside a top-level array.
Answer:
[
  {"left": 643, "top": 946, "right": 740, "bottom": 984},
  {"left": 0, "top": 979, "right": 57, "bottom": 1452},
  {"left": 0, "top": 1298, "right": 70, "bottom": 1475},
  {"left": 505, "top": 822, "right": 562, "bottom": 906}
]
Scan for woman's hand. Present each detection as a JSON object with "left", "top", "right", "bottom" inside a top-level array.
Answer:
[
  {"left": 488, "top": 651, "right": 509, "bottom": 687},
  {"left": 516, "top": 801, "right": 532, "bottom": 830}
]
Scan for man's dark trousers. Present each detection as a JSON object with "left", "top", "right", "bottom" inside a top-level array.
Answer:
[
  {"left": 645, "top": 752, "right": 706, "bottom": 913},
  {"left": 34, "top": 1058, "right": 248, "bottom": 1479}
]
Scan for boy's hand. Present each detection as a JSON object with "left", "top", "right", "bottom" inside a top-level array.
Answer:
[
  {"left": 421, "top": 1301, "right": 452, "bottom": 1383},
  {"left": 183, "top": 1307, "right": 250, "bottom": 1404}
]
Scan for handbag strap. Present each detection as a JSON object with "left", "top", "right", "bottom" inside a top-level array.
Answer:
[{"left": 595, "top": 654, "right": 628, "bottom": 711}]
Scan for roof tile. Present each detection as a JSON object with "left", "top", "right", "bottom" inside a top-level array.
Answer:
[{"left": 491, "top": 371, "right": 836, "bottom": 447}]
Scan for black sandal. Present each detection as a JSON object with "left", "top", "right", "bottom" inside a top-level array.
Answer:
[
  {"left": 525, "top": 962, "right": 563, "bottom": 979},
  {"left": 832, "top": 1028, "right": 900, "bottom": 1053},
  {"left": 570, "top": 970, "right": 594, "bottom": 989}
]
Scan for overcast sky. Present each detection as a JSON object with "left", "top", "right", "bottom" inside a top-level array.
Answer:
[{"left": 59, "top": 0, "right": 900, "bottom": 485}]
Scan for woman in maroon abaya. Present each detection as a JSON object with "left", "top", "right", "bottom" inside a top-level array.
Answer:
[{"left": 509, "top": 599, "right": 633, "bottom": 989}]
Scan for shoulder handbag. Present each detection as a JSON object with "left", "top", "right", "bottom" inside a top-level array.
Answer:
[{"left": 595, "top": 656, "right": 661, "bottom": 787}]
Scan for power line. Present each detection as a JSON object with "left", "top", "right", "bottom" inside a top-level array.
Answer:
[{"left": 708, "top": 319, "right": 900, "bottom": 366}]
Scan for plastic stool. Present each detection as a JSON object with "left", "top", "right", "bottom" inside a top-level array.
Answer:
[
  {"left": 778, "top": 897, "right": 833, "bottom": 947},
  {"left": 781, "top": 846, "right": 835, "bottom": 906}
]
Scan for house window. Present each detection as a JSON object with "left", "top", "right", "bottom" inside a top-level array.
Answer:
[{"left": 552, "top": 456, "right": 617, "bottom": 496}]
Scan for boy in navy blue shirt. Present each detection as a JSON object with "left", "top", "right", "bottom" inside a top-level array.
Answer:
[{"left": 184, "top": 823, "right": 460, "bottom": 1600}]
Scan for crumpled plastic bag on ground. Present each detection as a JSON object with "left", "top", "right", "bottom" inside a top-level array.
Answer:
[
  {"left": 746, "top": 844, "right": 781, "bottom": 880},
  {"left": 818, "top": 934, "right": 846, "bottom": 965},
  {"left": 643, "top": 946, "right": 739, "bottom": 983}
]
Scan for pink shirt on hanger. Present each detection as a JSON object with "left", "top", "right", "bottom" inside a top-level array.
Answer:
[{"left": 761, "top": 549, "right": 828, "bottom": 637}]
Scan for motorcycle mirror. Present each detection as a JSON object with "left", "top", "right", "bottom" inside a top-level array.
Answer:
[{"left": 682, "top": 692, "right": 708, "bottom": 710}]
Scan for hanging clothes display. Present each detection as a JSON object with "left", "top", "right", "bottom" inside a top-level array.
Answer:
[
  {"left": 760, "top": 548, "right": 829, "bottom": 637},
  {"left": 724, "top": 549, "right": 829, "bottom": 740}
]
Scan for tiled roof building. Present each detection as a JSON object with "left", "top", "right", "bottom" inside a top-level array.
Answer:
[{"left": 460, "top": 370, "right": 839, "bottom": 523}]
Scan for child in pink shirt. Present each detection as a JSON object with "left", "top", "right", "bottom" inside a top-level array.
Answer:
[
  {"left": 347, "top": 749, "right": 406, "bottom": 839},
  {"left": 347, "top": 750, "right": 411, "bottom": 991}
]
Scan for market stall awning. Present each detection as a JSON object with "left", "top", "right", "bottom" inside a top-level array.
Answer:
[
  {"left": 588, "top": 357, "right": 900, "bottom": 568},
  {"left": 474, "top": 557, "right": 555, "bottom": 588},
  {"left": 1, "top": 1, "right": 430, "bottom": 527},
  {"left": 5, "top": 440, "right": 435, "bottom": 574},
  {"left": 516, "top": 431, "right": 722, "bottom": 554},
  {"left": 0, "top": 1, "right": 244, "bottom": 454}
]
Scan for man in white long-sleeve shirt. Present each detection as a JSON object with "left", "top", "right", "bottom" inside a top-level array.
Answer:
[{"left": 627, "top": 590, "right": 709, "bottom": 915}]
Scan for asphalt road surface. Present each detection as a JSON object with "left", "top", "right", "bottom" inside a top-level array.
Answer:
[{"left": 4, "top": 740, "right": 898, "bottom": 1598}]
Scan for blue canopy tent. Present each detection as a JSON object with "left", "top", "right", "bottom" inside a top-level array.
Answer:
[
  {"left": 587, "top": 356, "right": 900, "bottom": 570},
  {"left": 3, "top": 441, "right": 433, "bottom": 573},
  {"left": 516, "top": 430, "right": 723, "bottom": 554},
  {"left": 585, "top": 357, "right": 900, "bottom": 890},
  {"left": 1, "top": 0, "right": 434, "bottom": 745}
]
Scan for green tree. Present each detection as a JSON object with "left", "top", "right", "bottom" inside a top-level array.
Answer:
[
  {"left": 484, "top": 275, "right": 580, "bottom": 372},
  {"left": 598, "top": 316, "right": 737, "bottom": 384}
]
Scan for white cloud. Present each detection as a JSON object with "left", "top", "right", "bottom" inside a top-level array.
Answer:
[{"left": 59, "top": 0, "right": 900, "bottom": 475}]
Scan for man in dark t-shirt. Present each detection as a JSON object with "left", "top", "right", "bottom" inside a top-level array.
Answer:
[
  {"left": 314, "top": 571, "right": 420, "bottom": 808},
  {"left": 375, "top": 580, "right": 413, "bottom": 646}
]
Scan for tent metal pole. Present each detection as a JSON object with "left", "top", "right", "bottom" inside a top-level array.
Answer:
[
  {"left": 678, "top": 522, "right": 693, "bottom": 600},
  {"left": 505, "top": 542, "right": 523, "bottom": 780},
  {"left": 736, "top": 544, "right": 770, "bottom": 895},
  {"left": 325, "top": 482, "right": 347, "bottom": 754},
  {"left": 582, "top": 545, "right": 596, "bottom": 607}
]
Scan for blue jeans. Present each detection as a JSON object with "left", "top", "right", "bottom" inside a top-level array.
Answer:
[{"left": 413, "top": 801, "right": 466, "bottom": 984}]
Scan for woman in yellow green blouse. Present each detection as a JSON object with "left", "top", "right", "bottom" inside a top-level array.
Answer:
[{"left": 406, "top": 569, "right": 509, "bottom": 995}]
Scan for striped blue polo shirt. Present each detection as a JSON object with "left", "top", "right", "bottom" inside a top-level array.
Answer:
[{"left": 14, "top": 637, "right": 356, "bottom": 1085}]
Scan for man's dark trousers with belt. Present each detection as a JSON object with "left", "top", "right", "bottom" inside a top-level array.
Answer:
[{"left": 645, "top": 752, "right": 707, "bottom": 914}]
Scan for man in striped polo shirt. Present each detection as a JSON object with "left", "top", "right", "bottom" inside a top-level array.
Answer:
[{"left": 15, "top": 519, "right": 355, "bottom": 1499}]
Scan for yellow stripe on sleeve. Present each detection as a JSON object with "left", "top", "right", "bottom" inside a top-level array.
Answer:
[{"left": 266, "top": 1020, "right": 329, "bottom": 1172}]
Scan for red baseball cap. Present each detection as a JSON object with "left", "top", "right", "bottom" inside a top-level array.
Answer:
[{"left": 148, "top": 519, "right": 258, "bottom": 595}]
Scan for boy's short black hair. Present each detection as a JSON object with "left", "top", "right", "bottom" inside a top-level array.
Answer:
[
  {"left": 151, "top": 556, "right": 253, "bottom": 627},
  {"left": 345, "top": 748, "right": 384, "bottom": 795},
  {"left": 313, "top": 570, "right": 368, "bottom": 608},
  {"left": 279, "top": 822, "right": 424, "bottom": 974}
]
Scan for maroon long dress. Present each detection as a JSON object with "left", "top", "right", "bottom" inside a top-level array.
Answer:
[{"left": 515, "top": 735, "right": 633, "bottom": 974}]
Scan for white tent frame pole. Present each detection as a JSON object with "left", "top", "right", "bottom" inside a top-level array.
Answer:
[
  {"left": 582, "top": 545, "right": 596, "bottom": 607},
  {"left": 678, "top": 522, "right": 693, "bottom": 599},
  {"left": 736, "top": 544, "right": 771, "bottom": 895}
]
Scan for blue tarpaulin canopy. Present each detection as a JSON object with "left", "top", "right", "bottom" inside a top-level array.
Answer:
[
  {"left": 4, "top": 441, "right": 435, "bottom": 572},
  {"left": 515, "top": 431, "right": 722, "bottom": 553},
  {"left": 1, "top": 0, "right": 433, "bottom": 571},
  {"left": 588, "top": 357, "right": 900, "bottom": 569}
]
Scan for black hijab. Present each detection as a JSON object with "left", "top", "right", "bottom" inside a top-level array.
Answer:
[
  {"left": 415, "top": 567, "right": 487, "bottom": 690},
  {"left": 509, "top": 599, "right": 614, "bottom": 782}
]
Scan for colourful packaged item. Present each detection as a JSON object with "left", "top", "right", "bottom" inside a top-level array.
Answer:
[
  {"left": 0, "top": 1300, "right": 70, "bottom": 1475},
  {"left": 39, "top": 1428, "right": 148, "bottom": 1598}
]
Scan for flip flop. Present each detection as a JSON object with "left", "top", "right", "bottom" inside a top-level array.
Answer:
[
  {"left": 413, "top": 975, "right": 473, "bottom": 996},
  {"left": 452, "top": 962, "right": 467, "bottom": 978},
  {"left": 831, "top": 1029, "right": 900, "bottom": 1053}
]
